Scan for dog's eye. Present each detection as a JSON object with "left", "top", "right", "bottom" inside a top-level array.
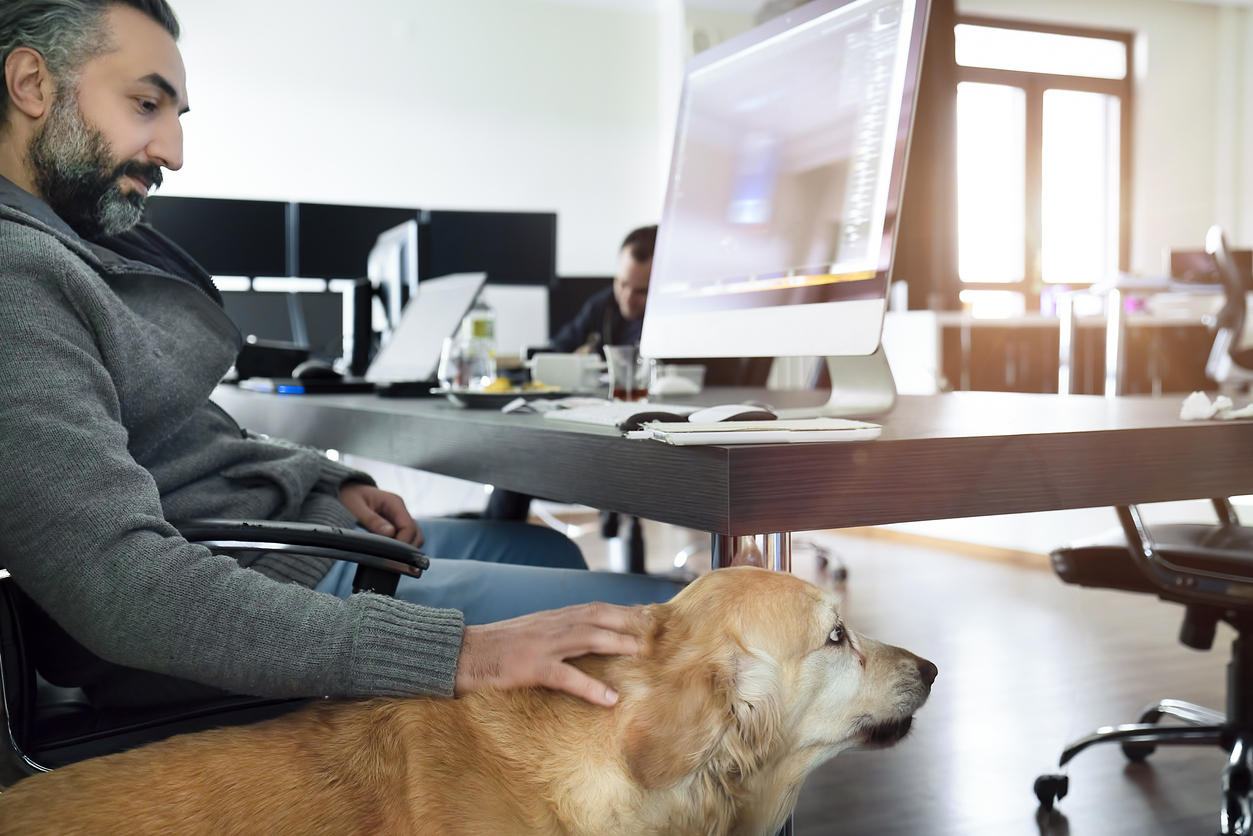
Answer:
[{"left": 828, "top": 625, "right": 845, "bottom": 646}]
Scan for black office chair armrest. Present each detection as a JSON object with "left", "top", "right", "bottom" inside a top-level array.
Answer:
[{"left": 174, "top": 519, "right": 429, "bottom": 596}]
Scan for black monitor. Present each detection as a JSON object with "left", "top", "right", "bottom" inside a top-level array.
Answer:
[
  {"left": 549, "top": 276, "right": 612, "bottom": 339},
  {"left": 417, "top": 210, "right": 557, "bottom": 286},
  {"left": 143, "top": 196, "right": 288, "bottom": 277},
  {"left": 218, "top": 282, "right": 353, "bottom": 362},
  {"left": 296, "top": 203, "right": 420, "bottom": 279},
  {"left": 220, "top": 291, "right": 294, "bottom": 344}
]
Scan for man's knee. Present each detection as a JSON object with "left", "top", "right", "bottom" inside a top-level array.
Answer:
[{"left": 493, "top": 521, "right": 586, "bottom": 570}]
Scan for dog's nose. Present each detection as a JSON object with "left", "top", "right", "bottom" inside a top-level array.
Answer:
[{"left": 918, "top": 659, "right": 938, "bottom": 689}]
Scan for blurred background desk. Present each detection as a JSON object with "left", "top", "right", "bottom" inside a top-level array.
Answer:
[{"left": 212, "top": 387, "right": 1253, "bottom": 548}]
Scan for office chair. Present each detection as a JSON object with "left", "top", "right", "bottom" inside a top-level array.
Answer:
[
  {"left": 1205, "top": 225, "right": 1253, "bottom": 391},
  {"left": 1034, "top": 500, "right": 1253, "bottom": 835},
  {"left": 0, "top": 519, "right": 428, "bottom": 787}
]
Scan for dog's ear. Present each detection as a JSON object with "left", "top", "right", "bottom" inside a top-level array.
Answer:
[
  {"left": 710, "top": 650, "right": 783, "bottom": 781},
  {"left": 622, "top": 608, "right": 735, "bottom": 790}
]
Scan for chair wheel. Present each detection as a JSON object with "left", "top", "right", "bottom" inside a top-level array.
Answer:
[
  {"left": 1121, "top": 741, "right": 1156, "bottom": 762},
  {"left": 1034, "top": 774, "right": 1068, "bottom": 810}
]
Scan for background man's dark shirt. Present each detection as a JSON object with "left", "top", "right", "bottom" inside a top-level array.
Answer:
[{"left": 548, "top": 286, "right": 642, "bottom": 354}]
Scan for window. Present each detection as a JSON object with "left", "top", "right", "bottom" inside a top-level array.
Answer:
[{"left": 954, "top": 17, "right": 1132, "bottom": 303}]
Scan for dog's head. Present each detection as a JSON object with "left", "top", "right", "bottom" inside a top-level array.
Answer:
[{"left": 611, "top": 567, "right": 935, "bottom": 832}]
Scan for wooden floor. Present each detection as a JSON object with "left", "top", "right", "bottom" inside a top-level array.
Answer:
[{"left": 571, "top": 517, "right": 1234, "bottom": 836}]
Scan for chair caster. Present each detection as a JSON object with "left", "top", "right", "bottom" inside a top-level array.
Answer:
[
  {"left": 1034, "top": 774, "right": 1068, "bottom": 811},
  {"left": 811, "top": 542, "right": 848, "bottom": 583},
  {"left": 1121, "top": 741, "right": 1155, "bottom": 762}
]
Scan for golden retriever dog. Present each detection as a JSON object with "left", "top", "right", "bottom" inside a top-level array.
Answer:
[{"left": 0, "top": 566, "right": 935, "bottom": 836}]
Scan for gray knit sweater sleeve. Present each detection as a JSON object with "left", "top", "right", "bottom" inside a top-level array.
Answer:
[{"left": 0, "top": 227, "right": 463, "bottom": 699}]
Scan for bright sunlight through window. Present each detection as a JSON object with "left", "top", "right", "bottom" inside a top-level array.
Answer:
[
  {"left": 955, "top": 24, "right": 1127, "bottom": 79},
  {"left": 957, "top": 82, "right": 1025, "bottom": 284},
  {"left": 1042, "top": 89, "right": 1121, "bottom": 285}
]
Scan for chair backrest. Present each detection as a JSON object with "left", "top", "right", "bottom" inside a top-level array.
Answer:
[
  {"left": 0, "top": 571, "right": 42, "bottom": 779},
  {"left": 0, "top": 519, "right": 421, "bottom": 783},
  {"left": 1207, "top": 225, "right": 1248, "bottom": 333}
]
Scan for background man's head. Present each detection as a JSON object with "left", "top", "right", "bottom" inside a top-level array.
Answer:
[
  {"left": 0, "top": 0, "right": 184, "bottom": 238},
  {"left": 614, "top": 224, "right": 657, "bottom": 322}
]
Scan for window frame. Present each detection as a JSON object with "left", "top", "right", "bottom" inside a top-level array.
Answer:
[{"left": 954, "top": 15, "right": 1134, "bottom": 301}]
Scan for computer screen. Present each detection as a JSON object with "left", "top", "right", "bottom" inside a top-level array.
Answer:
[
  {"left": 418, "top": 210, "right": 557, "bottom": 287},
  {"left": 218, "top": 281, "right": 354, "bottom": 363},
  {"left": 367, "top": 221, "right": 421, "bottom": 334},
  {"left": 296, "top": 203, "right": 419, "bottom": 279},
  {"left": 640, "top": 0, "right": 929, "bottom": 360},
  {"left": 143, "top": 196, "right": 288, "bottom": 277}
]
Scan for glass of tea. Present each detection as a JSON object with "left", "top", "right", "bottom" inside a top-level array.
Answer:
[{"left": 605, "top": 344, "right": 645, "bottom": 401}]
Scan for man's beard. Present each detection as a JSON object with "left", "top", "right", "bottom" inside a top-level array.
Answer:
[{"left": 27, "top": 92, "right": 163, "bottom": 239}]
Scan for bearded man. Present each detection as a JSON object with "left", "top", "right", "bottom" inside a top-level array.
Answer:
[{"left": 0, "top": 0, "right": 675, "bottom": 712}]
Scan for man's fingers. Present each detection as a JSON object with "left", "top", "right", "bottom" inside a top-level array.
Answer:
[
  {"left": 544, "top": 662, "right": 619, "bottom": 707},
  {"left": 356, "top": 507, "right": 396, "bottom": 537},
  {"left": 553, "top": 624, "right": 641, "bottom": 659},
  {"left": 559, "top": 601, "right": 650, "bottom": 635},
  {"left": 373, "top": 492, "right": 422, "bottom": 545}
]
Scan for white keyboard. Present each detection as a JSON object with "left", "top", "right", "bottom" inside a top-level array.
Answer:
[{"left": 543, "top": 401, "right": 698, "bottom": 429}]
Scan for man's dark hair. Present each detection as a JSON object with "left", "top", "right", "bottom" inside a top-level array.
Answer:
[
  {"left": 621, "top": 225, "right": 657, "bottom": 263},
  {"left": 0, "top": 0, "right": 180, "bottom": 129}
]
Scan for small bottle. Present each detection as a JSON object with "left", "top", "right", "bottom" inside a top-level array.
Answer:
[{"left": 460, "top": 293, "right": 497, "bottom": 388}]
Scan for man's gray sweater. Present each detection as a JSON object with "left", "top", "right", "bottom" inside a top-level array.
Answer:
[{"left": 0, "top": 177, "right": 463, "bottom": 700}]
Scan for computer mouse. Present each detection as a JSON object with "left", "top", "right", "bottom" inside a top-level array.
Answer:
[
  {"left": 686, "top": 403, "right": 777, "bottom": 424},
  {"left": 291, "top": 359, "right": 343, "bottom": 381}
]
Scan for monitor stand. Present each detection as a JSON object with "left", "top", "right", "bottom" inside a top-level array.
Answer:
[{"left": 772, "top": 346, "right": 897, "bottom": 420}]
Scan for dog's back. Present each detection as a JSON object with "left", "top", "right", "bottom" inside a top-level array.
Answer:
[
  {"left": 0, "top": 568, "right": 934, "bottom": 836},
  {"left": 0, "top": 686, "right": 628, "bottom": 836}
]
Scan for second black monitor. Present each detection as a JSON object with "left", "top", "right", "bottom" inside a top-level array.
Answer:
[{"left": 418, "top": 210, "right": 556, "bottom": 286}]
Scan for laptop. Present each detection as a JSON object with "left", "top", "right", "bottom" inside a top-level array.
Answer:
[{"left": 239, "top": 272, "right": 487, "bottom": 396}]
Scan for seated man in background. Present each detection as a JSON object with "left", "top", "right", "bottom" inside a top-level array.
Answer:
[
  {"left": 483, "top": 225, "right": 656, "bottom": 529},
  {"left": 549, "top": 224, "right": 656, "bottom": 355},
  {"left": 0, "top": 0, "right": 676, "bottom": 711}
]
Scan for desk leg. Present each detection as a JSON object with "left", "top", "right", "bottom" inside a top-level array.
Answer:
[
  {"left": 710, "top": 533, "right": 791, "bottom": 571},
  {"left": 710, "top": 533, "right": 794, "bottom": 836}
]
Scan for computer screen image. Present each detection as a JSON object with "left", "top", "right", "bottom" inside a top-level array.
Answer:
[
  {"left": 417, "top": 210, "right": 557, "bottom": 287},
  {"left": 144, "top": 196, "right": 289, "bottom": 278},
  {"left": 641, "top": 0, "right": 929, "bottom": 362},
  {"left": 217, "top": 279, "right": 357, "bottom": 364}
]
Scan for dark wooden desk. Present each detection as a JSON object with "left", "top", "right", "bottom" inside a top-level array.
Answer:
[{"left": 211, "top": 387, "right": 1253, "bottom": 536}]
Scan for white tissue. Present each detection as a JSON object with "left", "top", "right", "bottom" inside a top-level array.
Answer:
[{"left": 1179, "top": 391, "right": 1253, "bottom": 420}]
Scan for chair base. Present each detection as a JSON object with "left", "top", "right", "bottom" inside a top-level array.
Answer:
[{"left": 1035, "top": 699, "right": 1253, "bottom": 835}]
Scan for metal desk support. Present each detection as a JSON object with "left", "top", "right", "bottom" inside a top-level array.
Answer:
[{"left": 710, "top": 532, "right": 793, "bottom": 836}]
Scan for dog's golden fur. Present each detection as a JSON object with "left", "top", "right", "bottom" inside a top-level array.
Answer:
[{"left": 0, "top": 567, "right": 934, "bottom": 836}]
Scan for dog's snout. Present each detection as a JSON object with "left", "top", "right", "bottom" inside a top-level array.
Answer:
[{"left": 917, "top": 659, "right": 938, "bottom": 689}]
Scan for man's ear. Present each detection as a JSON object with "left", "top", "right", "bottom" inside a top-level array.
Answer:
[{"left": 5, "top": 47, "right": 56, "bottom": 122}]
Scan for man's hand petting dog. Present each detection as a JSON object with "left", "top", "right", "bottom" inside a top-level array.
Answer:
[
  {"left": 456, "top": 603, "right": 647, "bottom": 707},
  {"left": 338, "top": 482, "right": 424, "bottom": 546}
]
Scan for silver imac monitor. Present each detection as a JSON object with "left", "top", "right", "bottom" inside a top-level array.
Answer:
[{"left": 639, "top": 0, "right": 930, "bottom": 416}]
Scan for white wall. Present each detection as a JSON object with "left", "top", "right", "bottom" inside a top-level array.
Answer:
[
  {"left": 164, "top": 0, "right": 666, "bottom": 276},
  {"left": 163, "top": 0, "right": 1252, "bottom": 282},
  {"left": 958, "top": 0, "right": 1247, "bottom": 270}
]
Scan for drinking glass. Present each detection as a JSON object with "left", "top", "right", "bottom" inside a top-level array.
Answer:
[
  {"left": 437, "top": 336, "right": 470, "bottom": 389},
  {"left": 605, "top": 345, "right": 645, "bottom": 401}
]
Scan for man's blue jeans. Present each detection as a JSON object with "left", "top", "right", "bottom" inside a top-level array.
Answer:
[{"left": 315, "top": 518, "right": 680, "bottom": 623}]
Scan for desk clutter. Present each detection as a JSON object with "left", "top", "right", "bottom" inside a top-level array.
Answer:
[
  {"left": 627, "top": 418, "right": 882, "bottom": 445},
  {"left": 1179, "top": 391, "right": 1253, "bottom": 421},
  {"left": 498, "top": 397, "right": 882, "bottom": 444}
]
